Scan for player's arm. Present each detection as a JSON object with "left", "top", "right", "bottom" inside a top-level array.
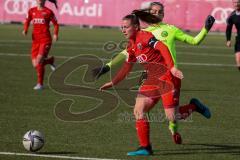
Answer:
[
  {"left": 50, "top": 11, "right": 59, "bottom": 41},
  {"left": 226, "top": 15, "right": 233, "bottom": 47},
  {"left": 23, "top": 10, "right": 32, "bottom": 36},
  {"left": 149, "top": 37, "right": 184, "bottom": 79},
  {"left": 100, "top": 58, "right": 134, "bottom": 90},
  {"left": 92, "top": 50, "right": 127, "bottom": 79},
  {"left": 175, "top": 15, "right": 215, "bottom": 45}
]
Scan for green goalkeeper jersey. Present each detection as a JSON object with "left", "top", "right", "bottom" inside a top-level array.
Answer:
[{"left": 107, "top": 23, "right": 208, "bottom": 67}]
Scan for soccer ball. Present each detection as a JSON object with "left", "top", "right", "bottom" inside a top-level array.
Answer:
[{"left": 22, "top": 130, "right": 45, "bottom": 152}]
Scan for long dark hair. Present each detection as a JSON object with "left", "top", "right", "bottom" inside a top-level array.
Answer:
[
  {"left": 122, "top": 9, "right": 161, "bottom": 27},
  {"left": 48, "top": 0, "right": 58, "bottom": 9}
]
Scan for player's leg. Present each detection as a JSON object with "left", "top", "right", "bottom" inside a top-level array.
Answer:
[
  {"left": 161, "top": 89, "right": 182, "bottom": 144},
  {"left": 168, "top": 77, "right": 211, "bottom": 119},
  {"left": 127, "top": 94, "right": 155, "bottom": 156},
  {"left": 235, "top": 52, "right": 240, "bottom": 71},
  {"left": 178, "top": 99, "right": 211, "bottom": 119},
  {"left": 31, "top": 43, "right": 44, "bottom": 90},
  {"left": 33, "top": 53, "right": 45, "bottom": 90},
  {"left": 235, "top": 36, "right": 240, "bottom": 71},
  {"left": 40, "top": 43, "right": 56, "bottom": 71},
  {"left": 33, "top": 43, "right": 52, "bottom": 90}
]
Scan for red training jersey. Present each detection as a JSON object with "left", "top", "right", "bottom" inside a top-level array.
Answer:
[{"left": 24, "top": 7, "right": 59, "bottom": 43}]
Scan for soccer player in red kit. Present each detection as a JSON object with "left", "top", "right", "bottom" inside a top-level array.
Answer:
[
  {"left": 100, "top": 10, "right": 211, "bottom": 156},
  {"left": 100, "top": 10, "right": 183, "bottom": 156},
  {"left": 22, "top": 0, "right": 59, "bottom": 90}
]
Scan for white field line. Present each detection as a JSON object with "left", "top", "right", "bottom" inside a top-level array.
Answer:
[
  {"left": 0, "top": 52, "right": 235, "bottom": 67},
  {"left": 0, "top": 152, "right": 121, "bottom": 160},
  {"left": 0, "top": 39, "right": 231, "bottom": 50}
]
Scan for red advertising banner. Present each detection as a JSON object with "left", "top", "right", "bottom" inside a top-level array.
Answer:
[{"left": 0, "top": 0, "right": 234, "bottom": 32}]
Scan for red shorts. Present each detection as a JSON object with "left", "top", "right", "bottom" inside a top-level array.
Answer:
[
  {"left": 139, "top": 74, "right": 181, "bottom": 108},
  {"left": 31, "top": 42, "right": 52, "bottom": 59}
]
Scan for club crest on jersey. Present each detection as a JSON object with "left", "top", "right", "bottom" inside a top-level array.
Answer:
[
  {"left": 137, "top": 43, "right": 143, "bottom": 50},
  {"left": 161, "top": 31, "right": 168, "bottom": 37},
  {"left": 136, "top": 54, "right": 147, "bottom": 63}
]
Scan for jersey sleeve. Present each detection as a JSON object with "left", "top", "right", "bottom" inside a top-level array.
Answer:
[
  {"left": 226, "top": 15, "right": 233, "bottom": 41},
  {"left": 154, "top": 41, "right": 174, "bottom": 69},
  {"left": 111, "top": 62, "right": 134, "bottom": 85},
  {"left": 50, "top": 11, "right": 59, "bottom": 36},
  {"left": 106, "top": 49, "right": 128, "bottom": 68},
  {"left": 23, "top": 9, "right": 32, "bottom": 32},
  {"left": 174, "top": 26, "right": 207, "bottom": 45}
]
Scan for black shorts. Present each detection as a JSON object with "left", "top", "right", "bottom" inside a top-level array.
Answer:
[{"left": 235, "top": 36, "right": 240, "bottom": 53}]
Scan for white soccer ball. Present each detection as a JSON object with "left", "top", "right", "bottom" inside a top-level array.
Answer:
[{"left": 22, "top": 130, "right": 45, "bottom": 152}]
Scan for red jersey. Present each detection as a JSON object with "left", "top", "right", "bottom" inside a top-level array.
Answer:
[
  {"left": 24, "top": 7, "right": 59, "bottom": 43},
  {"left": 126, "top": 30, "right": 173, "bottom": 70},
  {"left": 112, "top": 30, "right": 174, "bottom": 85}
]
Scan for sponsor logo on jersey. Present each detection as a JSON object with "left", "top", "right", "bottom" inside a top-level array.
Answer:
[
  {"left": 136, "top": 54, "right": 147, "bottom": 63},
  {"left": 33, "top": 18, "right": 45, "bottom": 24}
]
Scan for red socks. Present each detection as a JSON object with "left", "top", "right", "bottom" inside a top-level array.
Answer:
[
  {"left": 136, "top": 119, "right": 150, "bottom": 147},
  {"left": 178, "top": 104, "right": 196, "bottom": 119},
  {"left": 36, "top": 64, "right": 45, "bottom": 85}
]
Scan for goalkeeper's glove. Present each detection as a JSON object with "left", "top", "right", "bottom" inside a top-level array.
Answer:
[
  {"left": 205, "top": 15, "right": 215, "bottom": 32},
  {"left": 92, "top": 65, "right": 110, "bottom": 79}
]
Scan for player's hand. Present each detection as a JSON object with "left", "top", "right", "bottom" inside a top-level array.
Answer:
[
  {"left": 205, "top": 15, "right": 215, "bottom": 32},
  {"left": 226, "top": 41, "right": 231, "bottom": 47},
  {"left": 53, "top": 34, "right": 58, "bottom": 42},
  {"left": 92, "top": 65, "right": 110, "bottom": 79},
  {"left": 99, "top": 82, "right": 113, "bottom": 91},
  {"left": 170, "top": 67, "right": 184, "bottom": 79},
  {"left": 22, "top": 30, "right": 27, "bottom": 36}
]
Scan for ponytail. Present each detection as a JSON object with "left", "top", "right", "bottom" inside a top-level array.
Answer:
[
  {"left": 132, "top": 9, "right": 161, "bottom": 24},
  {"left": 122, "top": 9, "right": 161, "bottom": 27},
  {"left": 48, "top": 0, "right": 58, "bottom": 9}
]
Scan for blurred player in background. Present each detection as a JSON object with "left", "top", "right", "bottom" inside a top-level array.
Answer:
[
  {"left": 100, "top": 10, "right": 183, "bottom": 155},
  {"left": 94, "top": 1, "right": 214, "bottom": 145},
  {"left": 226, "top": 0, "right": 240, "bottom": 71},
  {"left": 22, "top": 0, "right": 59, "bottom": 90}
]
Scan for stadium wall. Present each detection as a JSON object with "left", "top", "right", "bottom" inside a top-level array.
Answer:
[{"left": 0, "top": 0, "right": 234, "bottom": 32}]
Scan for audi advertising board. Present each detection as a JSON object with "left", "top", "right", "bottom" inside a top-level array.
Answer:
[{"left": 0, "top": 0, "right": 235, "bottom": 31}]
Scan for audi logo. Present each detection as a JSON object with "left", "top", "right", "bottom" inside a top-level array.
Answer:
[
  {"left": 4, "top": 0, "right": 36, "bottom": 15},
  {"left": 211, "top": 7, "right": 234, "bottom": 24}
]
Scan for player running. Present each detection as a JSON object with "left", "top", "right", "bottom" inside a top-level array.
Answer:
[
  {"left": 100, "top": 10, "right": 210, "bottom": 156},
  {"left": 226, "top": 0, "right": 240, "bottom": 71},
  {"left": 95, "top": 2, "right": 213, "bottom": 145},
  {"left": 22, "top": 0, "right": 59, "bottom": 90}
]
